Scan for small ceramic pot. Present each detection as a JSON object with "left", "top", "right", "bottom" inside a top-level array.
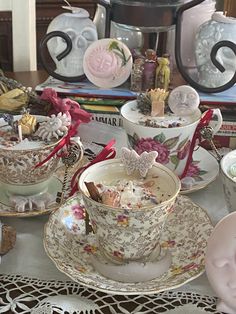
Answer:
[
  {"left": 78, "top": 158, "right": 181, "bottom": 263},
  {"left": 0, "top": 115, "right": 83, "bottom": 196},
  {"left": 220, "top": 150, "right": 236, "bottom": 212},
  {"left": 121, "top": 100, "right": 222, "bottom": 177}
]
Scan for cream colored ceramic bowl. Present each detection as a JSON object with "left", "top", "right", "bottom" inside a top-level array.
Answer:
[
  {"left": 220, "top": 150, "right": 236, "bottom": 212},
  {"left": 78, "top": 158, "right": 181, "bottom": 264}
]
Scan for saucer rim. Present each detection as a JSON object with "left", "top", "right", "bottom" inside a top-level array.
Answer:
[
  {"left": 44, "top": 193, "right": 213, "bottom": 296},
  {"left": 0, "top": 175, "right": 62, "bottom": 217},
  {"left": 180, "top": 146, "right": 219, "bottom": 194}
]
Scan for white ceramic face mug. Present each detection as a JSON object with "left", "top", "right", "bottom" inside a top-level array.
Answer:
[
  {"left": 206, "top": 212, "right": 236, "bottom": 314},
  {"left": 121, "top": 90, "right": 222, "bottom": 178}
]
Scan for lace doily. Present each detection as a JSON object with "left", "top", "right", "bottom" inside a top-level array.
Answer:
[{"left": 0, "top": 274, "right": 221, "bottom": 313}]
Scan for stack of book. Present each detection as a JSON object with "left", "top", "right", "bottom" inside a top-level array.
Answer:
[
  {"left": 198, "top": 86, "right": 236, "bottom": 149},
  {"left": 35, "top": 77, "right": 137, "bottom": 128}
]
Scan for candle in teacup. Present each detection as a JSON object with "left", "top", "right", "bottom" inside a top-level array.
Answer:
[{"left": 17, "top": 125, "right": 23, "bottom": 142}]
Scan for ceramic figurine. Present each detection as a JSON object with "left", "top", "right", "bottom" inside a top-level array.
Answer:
[
  {"left": 46, "top": 6, "right": 98, "bottom": 77},
  {"left": 168, "top": 85, "right": 200, "bottom": 116},
  {"left": 10, "top": 193, "right": 54, "bottom": 212},
  {"left": 121, "top": 147, "right": 158, "bottom": 177},
  {"left": 205, "top": 212, "right": 236, "bottom": 314},
  {"left": 35, "top": 112, "right": 71, "bottom": 141},
  {"left": 83, "top": 38, "right": 133, "bottom": 88},
  {"left": 142, "top": 49, "right": 158, "bottom": 91},
  {"left": 195, "top": 12, "right": 236, "bottom": 88},
  {"left": 18, "top": 110, "right": 37, "bottom": 135},
  {"left": 148, "top": 88, "right": 169, "bottom": 117},
  {"left": 155, "top": 57, "right": 170, "bottom": 91}
]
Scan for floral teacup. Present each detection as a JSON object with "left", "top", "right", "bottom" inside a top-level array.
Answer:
[
  {"left": 78, "top": 158, "right": 181, "bottom": 264},
  {"left": 0, "top": 115, "right": 83, "bottom": 196},
  {"left": 121, "top": 101, "right": 222, "bottom": 177}
]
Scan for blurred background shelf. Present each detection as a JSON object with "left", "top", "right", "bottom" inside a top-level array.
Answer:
[{"left": 0, "top": 0, "right": 96, "bottom": 71}]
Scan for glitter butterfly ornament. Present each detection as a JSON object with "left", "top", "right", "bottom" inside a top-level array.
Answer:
[{"left": 121, "top": 147, "right": 158, "bottom": 178}]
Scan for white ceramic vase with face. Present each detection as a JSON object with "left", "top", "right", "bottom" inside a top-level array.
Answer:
[
  {"left": 47, "top": 7, "right": 98, "bottom": 77},
  {"left": 195, "top": 12, "right": 236, "bottom": 88}
]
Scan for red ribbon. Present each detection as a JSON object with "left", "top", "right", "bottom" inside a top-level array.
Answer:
[
  {"left": 34, "top": 122, "right": 80, "bottom": 168},
  {"left": 69, "top": 139, "right": 116, "bottom": 196},
  {"left": 180, "top": 109, "right": 214, "bottom": 179}
]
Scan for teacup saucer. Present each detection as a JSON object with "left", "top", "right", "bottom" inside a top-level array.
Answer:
[
  {"left": 44, "top": 193, "right": 213, "bottom": 295},
  {"left": 180, "top": 146, "right": 219, "bottom": 194},
  {"left": 0, "top": 175, "right": 62, "bottom": 217}
]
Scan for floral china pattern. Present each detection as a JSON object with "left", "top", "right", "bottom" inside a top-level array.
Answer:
[
  {"left": 82, "top": 194, "right": 176, "bottom": 262},
  {"left": 185, "top": 160, "right": 208, "bottom": 182},
  {"left": 44, "top": 193, "right": 213, "bottom": 295},
  {"left": 128, "top": 132, "right": 190, "bottom": 171},
  {"left": 0, "top": 146, "right": 59, "bottom": 185}
]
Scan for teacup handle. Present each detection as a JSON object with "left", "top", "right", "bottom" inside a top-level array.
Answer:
[
  {"left": 68, "top": 136, "right": 84, "bottom": 165},
  {"left": 200, "top": 109, "right": 223, "bottom": 161},
  {"left": 206, "top": 108, "right": 223, "bottom": 135},
  {"left": 60, "top": 136, "right": 84, "bottom": 168},
  {"left": 180, "top": 108, "right": 222, "bottom": 178}
]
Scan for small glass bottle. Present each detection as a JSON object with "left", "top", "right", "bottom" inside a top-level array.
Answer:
[
  {"left": 142, "top": 49, "right": 157, "bottom": 91},
  {"left": 130, "top": 57, "right": 145, "bottom": 92}
]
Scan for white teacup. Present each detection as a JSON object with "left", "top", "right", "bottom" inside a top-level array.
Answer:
[
  {"left": 121, "top": 101, "right": 222, "bottom": 177},
  {"left": 0, "top": 115, "right": 83, "bottom": 196},
  {"left": 220, "top": 150, "right": 236, "bottom": 212}
]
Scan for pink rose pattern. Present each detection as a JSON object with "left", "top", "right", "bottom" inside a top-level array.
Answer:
[
  {"left": 129, "top": 132, "right": 189, "bottom": 169},
  {"left": 135, "top": 138, "right": 170, "bottom": 164},
  {"left": 185, "top": 161, "right": 207, "bottom": 181},
  {"left": 72, "top": 204, "right": 85, "bottom": 220}
]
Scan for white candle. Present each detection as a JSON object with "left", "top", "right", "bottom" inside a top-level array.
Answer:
[{"left": 18, "top": 125, "right": 23, "bottom": 142}]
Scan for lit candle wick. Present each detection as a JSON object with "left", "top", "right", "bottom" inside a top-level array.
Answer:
[{"left": 18, "top": 125, "right": 23, "bottom": 142}]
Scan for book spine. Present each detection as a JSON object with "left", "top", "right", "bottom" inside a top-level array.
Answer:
[
  {"left": 91, "top": 113, "right": 123, "bottom": 128},
  {"left": 202, "top": 135, "right": 236, "bottom": 150},
  {"left": 202, "top": 120, "right": 236, "bottom": 149},
  {"left": 217, "top": 121, "right": 236, "bottom": 136}
]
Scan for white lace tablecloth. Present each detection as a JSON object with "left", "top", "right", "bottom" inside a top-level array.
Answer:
[{"left": 0, "top": 176, "right": 229, "bottom": 313}]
